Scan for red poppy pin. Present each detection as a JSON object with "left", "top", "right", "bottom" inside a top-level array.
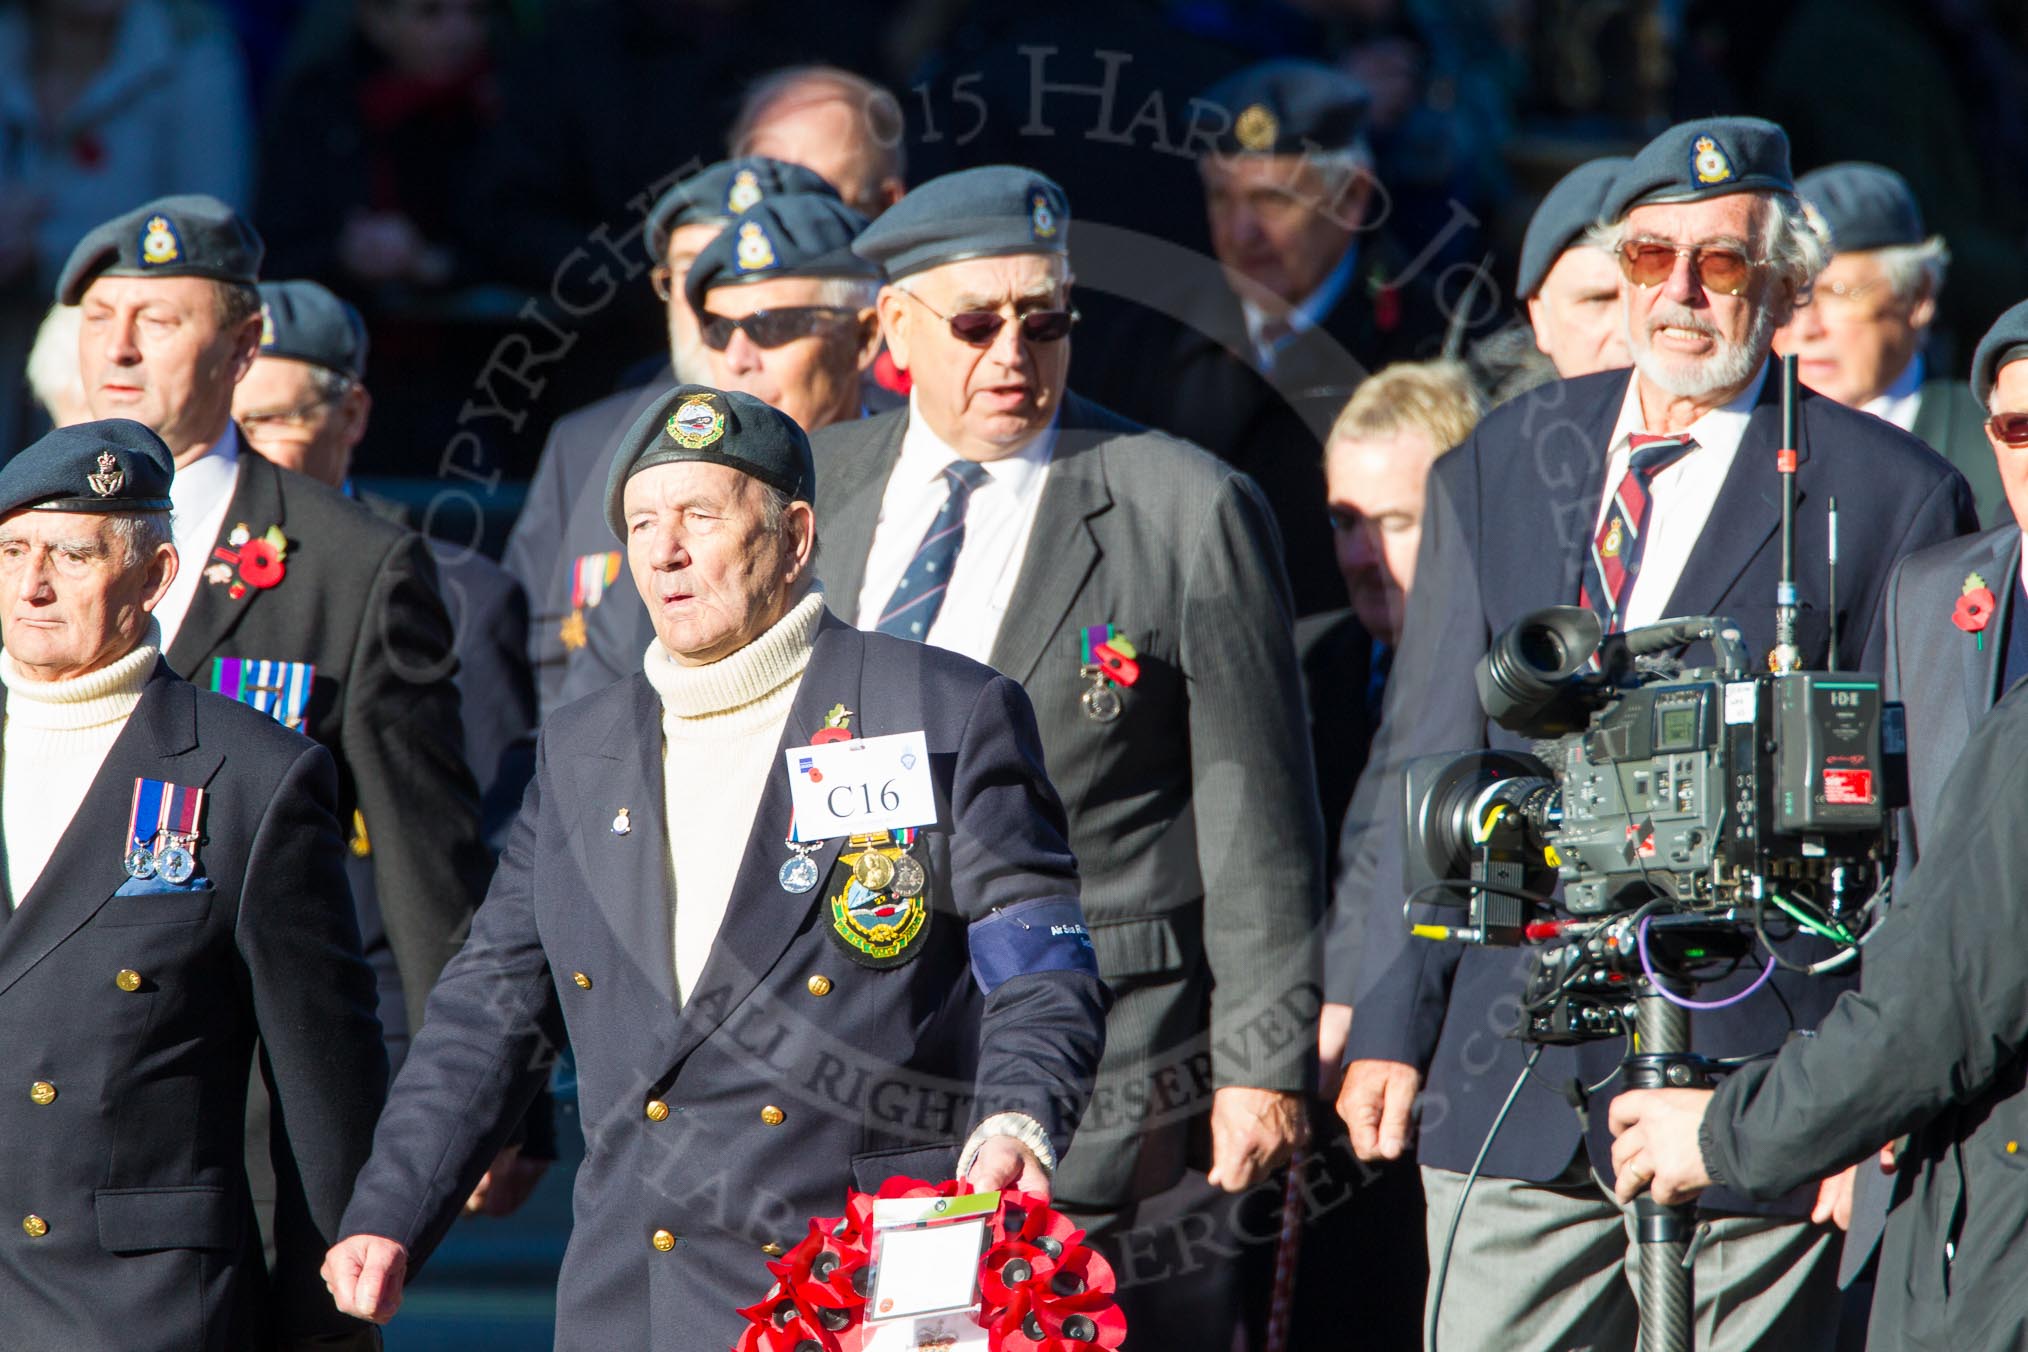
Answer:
[
  {"left": 810, "top": 703, "right": 854, "bottom": 745},
  {"left": 204, "top": 523, "right": 288, "bottom": 600},
  {"left": 1953, "top": 572, "right": 1997, "bottom": 650},
  {"left": 1372, "top": 281, "right": 1402, "bottom": 334}
]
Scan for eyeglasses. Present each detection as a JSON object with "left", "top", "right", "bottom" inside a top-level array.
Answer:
[
  {"left": 698, "top": 307, "right": 862, "bottom": 351},
  {"left": 239, "top": 392, "right": 343, "bottom": 433},
  {"left": 1794, "top": 278, "right": 1890, "bottom": 315},
  {"left": 1988, "top": 411, "right": 2028, "bottom": 447},
  {"left": 1616, "top": 240, "right": 1762, "bottom": 296},
  {"left": 897, "top": 289, "right": 1078, "bottom": 346}
]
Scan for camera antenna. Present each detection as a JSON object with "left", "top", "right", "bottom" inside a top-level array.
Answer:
[
  {"left": 1827, "top": 496, "right": 1840, "bottom": 672},
  {"left": 1770, "top": 353, "right": 1803, "bottom": 672}
]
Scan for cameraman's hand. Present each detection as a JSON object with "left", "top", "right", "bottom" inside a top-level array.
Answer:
[
  {"left": 1609, "top": 1088, "right": 1715, "bottom": 1205},
  {"left": 1338, "top": 1059, "right": 1422, "bottom": 1161},
  {"left": 1812, "top": 1164, "right": 1857, "bottom": 1230}
]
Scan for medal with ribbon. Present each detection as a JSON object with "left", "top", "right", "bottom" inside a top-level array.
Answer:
[
  {"left": 206, "top": 656, "right": 315, "bottom": 732},
  {"left": 1077, "top": 624, "right": 1140, "bottom": 723},
  {"left": 125, "top": 777, "right": 207, "bottom": 884},
  {"left": 831, "top": 828, "right": 931, "bottom": 967},
  {"left": 560, "top": 551, "right": 623, "bottom": 651}
]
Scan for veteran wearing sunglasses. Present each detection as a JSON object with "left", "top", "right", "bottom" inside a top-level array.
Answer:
[
  {"left": 810, "top": 165, "right": 1324, "bottom": 1347},
  {"left": 1775, "top": 163, "right": 2003, "bottom": 525},
  {"left": 1328, "top": 117, "right": 1976, "bottom": 1351},
  {"left": 557, "top": 190, "right": 890, "bottom": 701}
]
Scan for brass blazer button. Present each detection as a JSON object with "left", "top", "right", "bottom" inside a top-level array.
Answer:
[
  {"left": 644, "top": 1100, "right": 670, "bottom": 1122},
  {"left": 806, "top": 974, "right": 832, "bottom": 997},
  {"left": 28, "top": 1081, "right": 55, "bottom": 1106},
  {"left": 760, "top": 1105, "right": 786, "bottom": 1126},
  {"left": 650, "top": 1229, "right": 676, "bottom": 1252},
  {"left": 21, "top": 1215, "right": 47, "bottom": 1239},
  {"left": 115, "top": 969, "right": 143, "bottom": 993},
  {"left": 573, "top": 972, "right": 593, "bottom": 990}
]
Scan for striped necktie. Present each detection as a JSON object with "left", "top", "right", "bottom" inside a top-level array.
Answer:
[
  {"left": 1579, "top": 433, "right": 1696, "bottom": 633},
  {"left": 874, "top": 459, "right": 991, "bottom": 640}
]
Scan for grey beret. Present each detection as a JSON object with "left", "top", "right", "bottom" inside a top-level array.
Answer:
[
  {"left": 1971, "top": 298, "right": 2028, "bottom": 409},
  {"left": 57, "top": 194, "right": 263, "bottom": 305},
  {"left": 1601, "top": 118, "right": 1794, "bottom": 221},
  {"left": 257, "top": 280, "right": 368, "bottom": 378},
  {"left": 1796, "top": 163, "right": 1926, "bottom": 254},
  {"left": 0, "top": 419, "right": 174, "bottom": 517},
  {"left": 1196, "top": 59, "right": 1372, "bottom": 156},
  {"left": 643, "top": 158, "right": 839, "bottom": 266},
  {"left": 684, "top": 193, "right": 877, "bottom": 315},
  {"left": 603, "top": 385, "right": 815, "bottom": 541},
  {"left": 851, "top": 165, "right": 1068, "bottom": 282},
  {"left": 1517, "top": 156, "right": 1630, "bottom": 299}
]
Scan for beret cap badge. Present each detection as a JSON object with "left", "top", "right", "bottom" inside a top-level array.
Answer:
[
  {"left": 735, "top": 221, "right": 777, "bottom": 272},
  {"left": 139, "top": 215, "right": 181, "bottom": 266},
  {"left": 1030, "top": 191, "right": 1058, "bottom": 240},
  {"left": 1234, "top": 103, "right": 1279, "bottom": 152},
  {"left": 726, "top": 168, "right": 764, "bottom": 215},
  {"left": 666, "top": 398, "right": 727, "bottom": 450},
  {"left": 1692, "top": 135, "right": 1735, "bottom": 187},
  {"left": 88, "top": 452, "right": 124, "bottom": 498}
]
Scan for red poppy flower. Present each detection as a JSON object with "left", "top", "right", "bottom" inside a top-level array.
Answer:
[
  {"left": 1953, "top": 587, "right": 1997, "bottom": 633},
  {"left": 237, "top": 537, "right": 286, "bottom": 589},
  {"left": 1374, "top": 284, "right": 1402, "bottom": 333}
]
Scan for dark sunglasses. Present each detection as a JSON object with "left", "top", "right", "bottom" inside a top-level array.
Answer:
[
  {"left": 1989, "top": 411, "right": 2028, "bottom": 447},
  {"left": 1616, "top": 240, "right": 1760, "bottom": 297},
  {"left": 899, "top": 289, "right": 1078, "bottom": 346},
  {"left": 698, "top": 307, "right": 861, "bottom": 351}
]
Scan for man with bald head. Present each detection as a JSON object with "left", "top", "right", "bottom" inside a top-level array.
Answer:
[{"left": 730, "top": 64, "right": 907, "bottom": 218}]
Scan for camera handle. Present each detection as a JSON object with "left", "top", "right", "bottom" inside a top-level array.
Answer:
[{"left": 1624, "top": 979, "right": 1715, "bottom": 1352}]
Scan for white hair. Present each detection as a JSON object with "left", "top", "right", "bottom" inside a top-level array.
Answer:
[
  {"left": 1869, "top": 235, "right": 1951, "bottom": 304},
  {"left": 812, "top": 276, "right": 880, "bottom": 310},
  {"left": 25, "top": 305, "right": 84, "bottom": 422},
  {"left": 107, "top": 512, "right": 174, "bottom": 569}
]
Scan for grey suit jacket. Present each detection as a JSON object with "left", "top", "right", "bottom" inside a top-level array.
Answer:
[{"left": 811, "top": 393, "right": 1324, "bottom": 1211}]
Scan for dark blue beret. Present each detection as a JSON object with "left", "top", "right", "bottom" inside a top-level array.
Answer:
[
  {"left": 1197, "top": 59, "right": 1372, "bottom": 156},
  {"left": 644, "top": 158, "right": 839, "bottom": 266},
  {"left": 0, "top": 419, "right": 174, "bottom": 518},
  {"left": 257, "top": 280, "right": 368, "bottom": 378},
  {"left": 1796, "top": 163, "right": 1926, "bottom": 254},
  {"left": 603, "top": 385, "right": 815, "bottom": 541},
  {"left": 57, "top": 194, "right": 263, "bottom": 305},
  {"left": 851, "top": 166, "right": 1067, "bottom": 282},
  {"left": 1971, "top": 298, "right": 2028, "bottom": 409},
  {"left": 1517, "top": 156, "right": 1630, "bottom": 299},
  {"left": 684, "top": 194, "right": 877, "bottom": 314},
  {"left": 1601, "top": 118, "right": 1794, "bottom": 221}
]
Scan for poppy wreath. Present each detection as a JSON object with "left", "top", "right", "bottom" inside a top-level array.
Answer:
[{"left": 734, "top": 1177, "right": 1126, "bottom": 1352}]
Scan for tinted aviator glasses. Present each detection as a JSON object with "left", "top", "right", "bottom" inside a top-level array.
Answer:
[
  {"left": 1617, "top": 240, "right": 1760, "bottom": 296},
  {"left": 1988, "top": 411, "right": 2028, "bottom": 447},
  {"left": 698, "top": 307, "right": 862, "bottom": 351},
  {"left": 898, "top": 289, "right": 1079, "bottom": 345}
]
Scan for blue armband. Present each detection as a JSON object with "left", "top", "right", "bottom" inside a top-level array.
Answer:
[{"left": 968, "top": 897, "right": 1099, "bottom": 994}]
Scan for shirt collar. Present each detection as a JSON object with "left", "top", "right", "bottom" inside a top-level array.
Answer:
[
  {"left": 898, "top": 391, "right": 1058, "bottom": 495},
  {"left": 1861, "top": 351, "right": 1927, "bottom": 420},
  {"left": 168, "top": 424, "right": 242, "bottom": 518},
  {"left": 1610, "top": 360, "right": 1769, "bottom": 454},
  {"left": 1241, "top": 242, "right": 1361, "bottom": 354}
]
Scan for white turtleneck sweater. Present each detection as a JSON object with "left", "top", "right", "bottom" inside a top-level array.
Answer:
[
  {"left": 642, "top": 591, "right": 825, "bottom": 1005},
  {"left": 2, "top": 625, "right": 160, "bottom": 903}
]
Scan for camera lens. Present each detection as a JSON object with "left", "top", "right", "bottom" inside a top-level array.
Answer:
[{"left": 1478, "top": 606, "right": 1601, "bottom": 731}]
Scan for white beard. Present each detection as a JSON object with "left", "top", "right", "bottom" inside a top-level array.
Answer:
[{"left": 1626, "top": 300, "right": 1774, "bottom": 401}]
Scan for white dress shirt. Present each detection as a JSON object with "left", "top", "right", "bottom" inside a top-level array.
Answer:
[
  {"left": 153, "top": 425, "right": 242, "bottom": 650},
  {"left": 853, "top": 396, "right": 1056, "bottom": 665},
  {"left": 1240, "top": 242, "right": 1359, "bottom": 372},
  {"left": 1595, "top": 363, "right": 1768, "bottom": 630},
  {"left": 1861, "top": 351, "right": 1926, "bottom": 434}
]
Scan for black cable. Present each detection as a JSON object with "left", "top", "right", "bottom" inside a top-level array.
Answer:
[{"left": 1425, "top": 1045, "right": 1544, "bottom": 1352}]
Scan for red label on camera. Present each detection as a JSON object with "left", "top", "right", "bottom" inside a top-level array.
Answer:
[{"left": 1824, "top": 769, "right": 1875, "bottom": 804}]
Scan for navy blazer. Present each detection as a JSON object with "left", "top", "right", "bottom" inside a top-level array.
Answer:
[
  {"left": 339, "top": 611, "right": 1108, "bottom": 1351},
  {"left": 1332, "top": 366, "right": 1976, "bottom": 1207},
  {"left": 0, "top": 666, "right": 386, "bottom": 1349}
]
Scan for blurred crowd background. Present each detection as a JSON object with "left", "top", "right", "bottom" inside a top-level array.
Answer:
[{"left": 4, "top": 0, "right": 2025, "bottom": 517}]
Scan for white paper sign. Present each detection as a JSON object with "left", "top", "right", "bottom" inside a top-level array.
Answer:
[
  {"left": 869, "top": 1218, "right": 988, "bottom": 1321},
  {"left": 785, "top": 730, "right": 938, "bottom": 841}
]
